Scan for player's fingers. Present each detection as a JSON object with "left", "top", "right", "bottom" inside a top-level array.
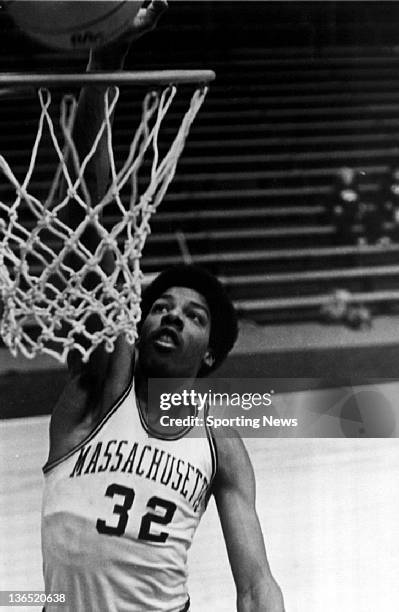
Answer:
[
  {"left": 133, "top": 0, "right": 168, "bottom": 35},
  {"left": 90, "top": 0, "right": 168, "bottom": 62}
]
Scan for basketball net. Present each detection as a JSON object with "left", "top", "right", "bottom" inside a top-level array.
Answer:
[{"left": 0, "top": 80, "right": 209, "bottom": 363}]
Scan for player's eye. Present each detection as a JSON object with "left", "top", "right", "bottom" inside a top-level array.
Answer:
[
  {"left": 187, "top": 311, "right": 203, "bottom": 324},
  {"left": 152, "top": 302, "right": 168, "bottom": 314}
]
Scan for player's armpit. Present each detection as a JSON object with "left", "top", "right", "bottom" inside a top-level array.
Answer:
[{"left": 212, "top": 431, "right": 285, "bottom": 612}]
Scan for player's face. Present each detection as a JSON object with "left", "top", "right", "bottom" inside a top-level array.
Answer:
[{"left": 138, "top": 286, "right": 214, "bottom": 378}]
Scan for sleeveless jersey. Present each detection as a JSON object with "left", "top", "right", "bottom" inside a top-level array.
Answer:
[{"left": 41, "top": 376, "right": 217, "bottom": 612}]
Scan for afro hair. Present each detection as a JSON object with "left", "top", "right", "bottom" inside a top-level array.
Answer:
[{"left": 139, "top": 264, "right": 238, "bottom": 375}]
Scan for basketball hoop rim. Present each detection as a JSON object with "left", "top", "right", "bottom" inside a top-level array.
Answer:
[{"left": 0, "top": 70, "right": 216, "bottom": 89}]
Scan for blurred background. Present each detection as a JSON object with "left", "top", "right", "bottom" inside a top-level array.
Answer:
[{"left": 1, "top": 2, "right": 399, "bottom": 611}]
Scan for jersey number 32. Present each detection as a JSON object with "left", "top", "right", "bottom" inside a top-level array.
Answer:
[{"left": 96, "top": 483, "right": 177, "bottom": 541}]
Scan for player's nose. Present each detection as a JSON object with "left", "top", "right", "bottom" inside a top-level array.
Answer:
[{"left": 161, "top": 309, "right": 184, "bottom": 331}]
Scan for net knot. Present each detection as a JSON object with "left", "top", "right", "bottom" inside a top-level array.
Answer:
[
  {"left": 87, "top": 210, "right": 99, "bottom": 223},
  {"left": 5, "top": 209, "right": 17, "bottom": 226},
  {"left": 67, "top": 187, "right": 79, "bottom": 200},
  {"left": 15, "top": 185, "right": 26, "bottom": 198},
  {"left": 102, "top": 237, "right": 118, "bottom": 250},
  {"left": 38, "top": 210, "right": 56, "bottom": 227},
  {"left": 74, "top": 321, "right": 86, "bottom": 335},
  {"left": 64, "top": 236, "right": 77, "bottom": 249}
]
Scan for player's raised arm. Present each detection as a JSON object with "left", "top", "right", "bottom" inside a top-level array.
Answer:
[
  {"left": 65, "top": 0, "right": 168, "bottom": 385},
  {"left": 213, "top": 431, "right": 285, "bottom": 612}
]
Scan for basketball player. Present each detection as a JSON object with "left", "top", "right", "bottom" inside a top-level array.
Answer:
[{"left": 41, "top": 2, "right": 285, "bottom": 611}]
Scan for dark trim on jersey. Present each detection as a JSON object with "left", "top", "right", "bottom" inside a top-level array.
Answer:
[
  {"left": 202, "top": 403, "right": 217, "bottom": 511},
  {"left": 204, "top": 404, "right": 218, "bottom": 485},
  {"left": 43, "top": 367, "right": 135, "bottom": 474},
  {"left": 180, "top": 597, "right": 190, "bottom": 612},
  {"left": 136, "top": 383, "right": 198, "bottom": 442}
]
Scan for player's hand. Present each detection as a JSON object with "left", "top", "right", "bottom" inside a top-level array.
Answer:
[
  {"left": 131, "top": 0, "right": 168, "bottom": 40},
  {"left": 90, "top": 0, "right": 168, "bottom": 68}
]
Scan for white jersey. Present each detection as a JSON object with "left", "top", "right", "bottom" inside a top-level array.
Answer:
[{"left": 41, "top": 376, "right": 217, "bottom": 612}]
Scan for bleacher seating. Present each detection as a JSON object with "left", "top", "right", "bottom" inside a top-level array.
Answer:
[{"left": 1, "top": 1, "right": 399, "bottom": 326}]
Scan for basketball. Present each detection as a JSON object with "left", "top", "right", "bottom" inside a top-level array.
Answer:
[{"left": 6, "top": 1, "right": 143, "bottom": 52}]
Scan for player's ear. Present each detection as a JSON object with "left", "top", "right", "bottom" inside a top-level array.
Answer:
[{"left": 202, "top": 349, "right": 215, "bottom": 369}]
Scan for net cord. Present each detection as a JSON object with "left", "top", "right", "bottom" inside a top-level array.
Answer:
[{"left": 0, "top": 82, "right": 209, "bottom": 362}]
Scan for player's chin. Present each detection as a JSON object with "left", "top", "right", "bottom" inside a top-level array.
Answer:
[
  {"left": 141, "top": 345, "right": 183, "bottom": 377},
  {"left": 155, "top": 353, "right": 200, "bottom": 379}
]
